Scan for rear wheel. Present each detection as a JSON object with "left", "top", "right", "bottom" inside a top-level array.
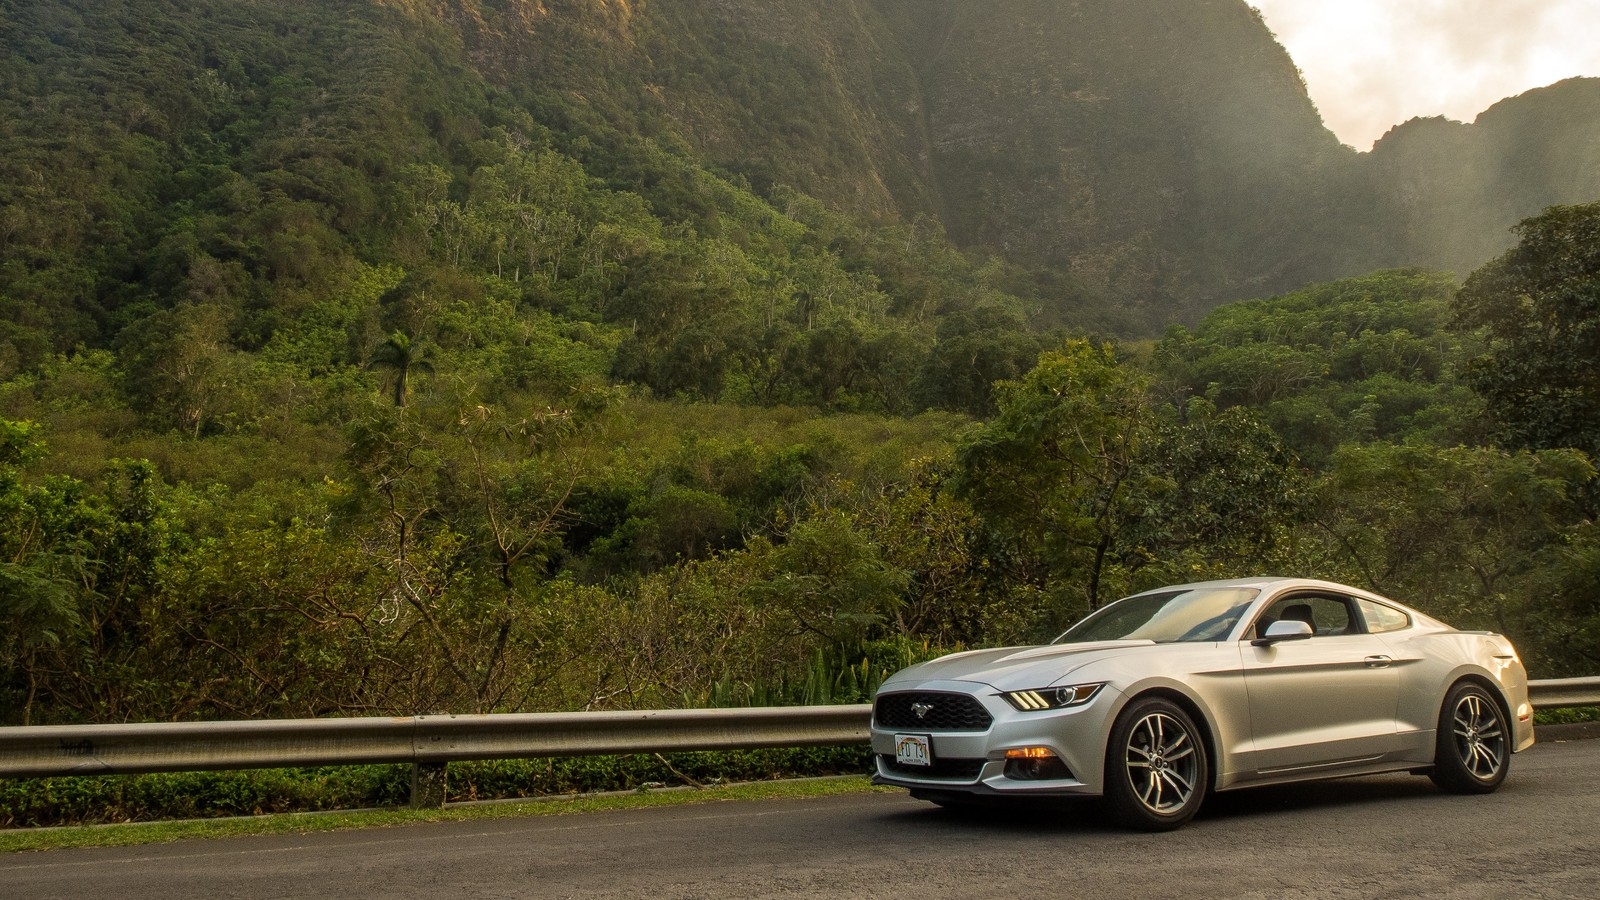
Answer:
[
  {"left": 1429, "top": 681, "right": 1509, "bottom": 793},
  {"left": 1102, "top": 696, "right": 1208, "bottom": 831}
]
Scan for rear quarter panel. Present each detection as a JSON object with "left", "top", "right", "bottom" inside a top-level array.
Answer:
[{"left": 1381, "top": 629, "right": 1534, "bottom": 751}]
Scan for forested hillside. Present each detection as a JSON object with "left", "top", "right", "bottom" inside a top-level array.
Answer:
[
  {"left": 7, "top": 0, "right": 1600, "bottom": 354},
  {"left": 1359, "top": 78, "right": 1600, "bottom": 278},
  {"left": 3, "top": 0, "right": 1600, "bottom": 734}
]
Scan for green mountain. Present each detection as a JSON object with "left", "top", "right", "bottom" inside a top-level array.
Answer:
[
  {"left": 872, "top": 0, "right": 1350, "bottom": 312},
  {"left": 1360, "top": 78, "right": 1600, "bottom": 277},
  {"left": 386, "top": 0, "right": 1357, "bottom": 319},
  {"left": 3, "top": 0, "right": 1599, "bottom": 364}
]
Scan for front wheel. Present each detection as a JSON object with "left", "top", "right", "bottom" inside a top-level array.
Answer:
[
  {"left": 1102, "top": 696, "right": 1209, "bottom": 831},
  {"left": 1429, "top": 681, "right": 1510, "bottom": 793}
]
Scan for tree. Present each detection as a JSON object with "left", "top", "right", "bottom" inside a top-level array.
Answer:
[
  {"left": 115, "top": 303, "right": 242, "bottom": 437},
  {"left": 914, "top": 303, "right": 1046, "bottom": 416},
  {"left": 1154, "top": 270, "right": 1476, "bottom": 466},
  {"left": 1309, "top": 442, "right": 1594, "bottom": 639},
  {"left": 954, "top": 340, "right": 1154, "bottom": 615},
  {"left": 1124, "top": 400, "right": 1306, "bottom": 584},
  {"left": 848, "top": 462, "right": 986, "bottom": 645},
  {"left": 1454, "top": 202, "right": 1600, "bottom": 458},
  {"left": 756, "top": 510, "right": 908, "bottom": 647},
  {"left": 367, "top": 331, "right": 435, "bottom": 407},
  {"left": 0, "top": 420, "right": 86, "bottom": 724}
]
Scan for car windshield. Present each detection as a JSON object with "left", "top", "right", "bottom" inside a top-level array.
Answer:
[{"left": 1054, "top": 587, "right": 1261, "bottom": 644}]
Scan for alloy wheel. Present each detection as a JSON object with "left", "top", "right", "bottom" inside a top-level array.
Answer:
[
  {"left": 1451, "top": 691, "right": 1506, "bottom": 780},
  {"left": 1124, "top": 711, "right": 1199, "bottom": 814}
]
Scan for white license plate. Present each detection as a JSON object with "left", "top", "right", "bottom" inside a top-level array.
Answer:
[{"left": 895, "top": 733, "right": 933, "bottom": 767}]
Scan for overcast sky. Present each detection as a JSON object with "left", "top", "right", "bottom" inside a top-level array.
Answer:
[{"left": 1250, "top": 0, "right": 1600, "bottom": 150}]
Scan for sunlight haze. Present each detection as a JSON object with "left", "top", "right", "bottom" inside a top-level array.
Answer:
[{"left": 1251, "top": 0, "right": 1600, "bottom": 149}]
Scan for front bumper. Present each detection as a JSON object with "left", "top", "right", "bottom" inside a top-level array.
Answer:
[{"left": 869, "top": 678, "right": 1122, "bottom": 798}]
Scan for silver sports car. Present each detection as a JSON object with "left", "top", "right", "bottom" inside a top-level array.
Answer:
[{"left": 870, "top": 577, "right": 1533, "bottom": 830}]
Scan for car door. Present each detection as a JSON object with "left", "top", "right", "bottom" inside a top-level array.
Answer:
[{"left": 1238, "top": 592, "right": 1402, "bottom": 774}]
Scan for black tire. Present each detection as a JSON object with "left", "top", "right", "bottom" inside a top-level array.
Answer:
[
  {"left": 1102, "top": 696, "right": 1209, "bottom": 831},
  {"left": 1429, "top": 681, "right": 1510, "bottom": 794}
]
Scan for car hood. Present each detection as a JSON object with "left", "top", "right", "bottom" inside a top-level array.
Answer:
[{"left": 880, "top": 640, "right": 1158, "bottom": 692}]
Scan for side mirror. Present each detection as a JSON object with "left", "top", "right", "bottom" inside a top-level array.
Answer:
[{"left": 1252, "top": 619, "right": 1313, "bottom": 647}]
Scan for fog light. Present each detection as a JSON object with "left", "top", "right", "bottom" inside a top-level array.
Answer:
[{"left": 1003, "top": 747, "right": 1072, "bottom": 781}]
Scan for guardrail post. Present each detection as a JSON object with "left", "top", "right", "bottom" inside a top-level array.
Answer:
[{"left": 411, "top": 761, "right": 447, "bottom": 809}]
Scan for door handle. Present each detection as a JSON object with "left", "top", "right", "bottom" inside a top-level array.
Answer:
[{"left": 1364, "top": 655, "right": 1392, "bottom": 668}]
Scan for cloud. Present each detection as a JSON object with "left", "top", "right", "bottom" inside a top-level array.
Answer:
[{"left": 1251, "top": 0, "right": 1600, "bottom": 148}]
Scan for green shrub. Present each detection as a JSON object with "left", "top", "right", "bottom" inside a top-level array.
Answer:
[{"left": 0, "top": 748, "right": 872, "bottom": 828}]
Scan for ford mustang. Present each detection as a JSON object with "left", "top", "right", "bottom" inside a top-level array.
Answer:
[{"left": 870, "top": 577, "right": 1533, "bottom": 830}]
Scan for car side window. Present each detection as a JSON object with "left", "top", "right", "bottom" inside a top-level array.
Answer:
[
  {"left": 1250, "top": 594, "right": 1358, "bottom": 639},
  {"left": 1356, "top": 598, "right": 1411, "bottom": 634}
]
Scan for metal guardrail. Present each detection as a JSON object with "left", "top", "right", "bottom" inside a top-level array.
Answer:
[
  {"left": 0, "top": 706, "right": 873, "bottom": 778},
  {"left": 0, "top": 705, "right": 874, "bottom": 807},
  {"left": 0, "top": 678, "right": 1594, "bottom": 808},
  {"left": 1527, "top": 677, "right": 1600, "bottom": 710}
]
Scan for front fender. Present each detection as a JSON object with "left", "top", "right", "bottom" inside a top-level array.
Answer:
[{"left": 1099, "top": 663, "right": 1250, "bottom": 791}]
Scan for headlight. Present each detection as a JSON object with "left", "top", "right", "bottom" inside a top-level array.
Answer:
[{"left": 1002, "top": 682, "right": 1105, "bottom": 711}]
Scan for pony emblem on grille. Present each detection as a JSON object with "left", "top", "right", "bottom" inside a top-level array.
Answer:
[{"left": 911, "top": 702, "right": 935, "bottom": 720}]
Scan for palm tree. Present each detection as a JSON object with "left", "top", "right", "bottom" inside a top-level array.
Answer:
[{"left": 367, "top": 331, "right": 435, "bottom": 406}]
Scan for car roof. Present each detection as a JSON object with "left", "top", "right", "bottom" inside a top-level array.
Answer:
[
  {"left": 1118, "top": 577, "right": 1460, "bottom": 634},
  {"left": 1130, "top": 576, "right": 1383, "bottom": 599},
  {"left": 1130, "top": 576, "right": 1282, "bottom": 592}
]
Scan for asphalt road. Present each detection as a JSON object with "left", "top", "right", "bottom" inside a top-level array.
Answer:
[{"left": 4, "top": 737, "right": 1598, "bottom": 899}]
